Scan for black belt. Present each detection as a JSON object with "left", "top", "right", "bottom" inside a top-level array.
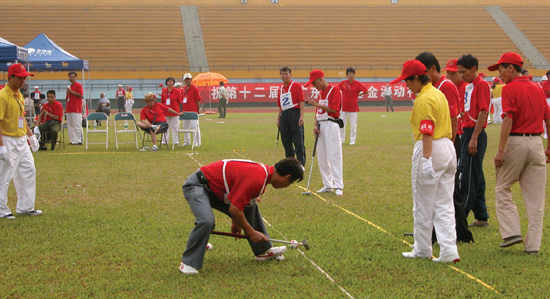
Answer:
[{"left": 509, "top": 133, "right": 541, "bottom": 137}]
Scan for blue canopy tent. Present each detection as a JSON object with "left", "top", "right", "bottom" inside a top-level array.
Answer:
[
  {"left": 24, "top": 33, "right": 91, "bottom": 113},
  {"left": 1, "top": 36, "right": 31, "bottom": 117}
]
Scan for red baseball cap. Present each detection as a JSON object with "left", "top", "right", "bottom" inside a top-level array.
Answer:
[
  {"left": 442, "top": 59, "right": 458, "bottom": 72},
  {"left": 493, "top": 77, "right": 503, "bottom": 83},
  {"left": 305, "top": 69, "right": 324, "bottom": 87},
  {"left": 158, "top": 83, "right": 163, "bottom": 87},
  {"left": 478, "top": 73, "right": 487, "bottom": 78},
  {"left": 8, "top": 63, "right": 34, "bottom": 77},
  {"left": 487, "top": 52, "right": 523, "bottom": 71},
  {"left": 390, "top": 60, "right": 427, "bottom": 84}
]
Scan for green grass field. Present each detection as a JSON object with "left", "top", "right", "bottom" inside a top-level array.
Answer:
[{"left": 1, "top": 110, "right": 549, "bottom": 298}]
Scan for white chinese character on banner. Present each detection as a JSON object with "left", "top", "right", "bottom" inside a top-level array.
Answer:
[
  {"left": 367, "top": 86, "right": 378, "bottom": 98},
  {"left": 227, "top": 86, "right": 237, "bottom": 100},
  {"left": 394, "top": 85, "right": 405, "bottom": 98},
  {"left": 310, "top": 88, "right": 320, "bottom": 99},
  {"left": 407, "top": 89, "right": 414, "bottom": 99},
  {"left": 269, "top": 86, "right": 279, "bottom": 99},
  {"left": 211, "top": 87, "right": 220, "bottom": 100}
]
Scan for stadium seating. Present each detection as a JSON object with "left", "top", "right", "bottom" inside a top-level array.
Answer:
[{"left": 501, "top": 6, "right": 550, "bottom": 65}]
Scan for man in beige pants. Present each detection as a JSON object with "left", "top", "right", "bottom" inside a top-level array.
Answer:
[{"left": 488, "top": 52, "right": 550, "bottom": 255}]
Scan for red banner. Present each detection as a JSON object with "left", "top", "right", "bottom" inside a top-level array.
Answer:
[{"left": 195, "top": 82, "right": 415, "bottom": 103}]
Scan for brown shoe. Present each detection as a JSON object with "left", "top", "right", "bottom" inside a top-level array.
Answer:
[
  {"left": 468, "top": 221, "right": 489, "bottom": 227},
  {"left": 500, "top": 235, "right": 523, "bottom": 248}
]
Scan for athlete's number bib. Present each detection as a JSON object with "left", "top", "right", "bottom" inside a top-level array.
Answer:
[
  {"left": 280, "top": 82, "right": 296, "bottom": 111},
  {"left": 464, "top": 83, "right": 474, "bottom": 112},
  {"left": 315, "top": 86, "right": 334, "bottom": 121}
]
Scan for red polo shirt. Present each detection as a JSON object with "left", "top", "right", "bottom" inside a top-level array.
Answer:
[
  {"left": 201, "top": 160, "right": 274, "bottom": 211},
  {"left": 456, "top": 80, "right": 466, "bottom": 113},
  {"left": 502, "top": 76, "right": 550, "bottom": 134},
  {"left": 462, "top": 76, "right": 490, "bottom": 129},
  {"left": 277, "top": 81, "right": 304, "bottom": 111},
  {"left": 140, "top": 102, "right": 169, "bottom": 123},
  {"left": 434, "top": 76, "right": 459, "bottom": 118},
  {"left": 542, "top": 80, "right": 550, "bottom": 99},
  {"left": 65, "top": 82, "right": 83, "bottom": 113},
  {"left": 42, "top": 101, "right": 64, "bottom": 122},
  {"left": 338, "top": 79, "right": 368, "bottom": 112},
  {"left": 316, "top": 84, "right": 341, "bottom": 119},
  {"left": 183, "top": 85, "right": 201, "bottom": 113},
  {"left": 161, "top": 87, "right": 183, "bottom": 116},
  {"left": 115, "top": 88, "right": 125, "bottom": 98}
]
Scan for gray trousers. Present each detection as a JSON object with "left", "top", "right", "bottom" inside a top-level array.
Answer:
[
  {"left": 218, "top": 98, "right": 227, "bottom": 118},
  {"left": 181, "top": 170, "right": 272, "bottom": 269}
]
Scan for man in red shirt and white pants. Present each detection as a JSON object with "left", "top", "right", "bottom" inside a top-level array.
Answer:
[
  {"left": 183, "top": 73, "right": 201, "bottom": 147},
  {"left": 305, "top": 70, "right": 344, "bottom": 196},
  {"left": 179, "top": 157, "right": 304, "bottom": 274},
  {"left": 338, "top": 67, "right": 368, "bottom": 145},
  {"left": 66, "top": 71, "right": 84, "bottom": 145},
  {"left": 489, "top": 53, "right": 550, "bottom": 254}
]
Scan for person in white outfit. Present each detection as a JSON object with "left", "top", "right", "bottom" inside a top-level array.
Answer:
[
  {"left": 338, "top": 67, "right": 368, "bottom": 145},
  {"left": 491, "top": 77, "right": 505, "bottom": 124},
  {"left": 125, "top": 86, "right": 134, "bottom": 113},
  {"left": 305, "top": 70, "right": 344, "bottom": 196},
  {"left": 392, "top": 60, "right": 459, "bottom": 263},
  {"left": 0, "top": 64, "right": 42, "bottom": 219}
]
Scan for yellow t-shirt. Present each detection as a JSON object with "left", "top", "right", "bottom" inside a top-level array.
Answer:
[
  {"left": 0, "top": 85, "right": 27, "bottom": 137},
  {"left": 125, "top": 91, "right": 133, "bottom": 100},
  {"left": 410, "top": 83, "right": 452, "bottom": 141},
  {"left": 492, "top": 84, "right": 504, "bottom": 98}
]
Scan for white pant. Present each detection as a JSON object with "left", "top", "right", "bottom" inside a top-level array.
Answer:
[
  {"left": 492, "top": 97, "right": 503, "bottom": 124},
  {"left": 67, "top": 112, "right": 83, "bottom": 144},
  {"left": 183, "top": 119, "right": 201, "bottom": 146},
  {"left": 411, "top": 139, "right": 458, "bottom": 258},
  {"left": 0, "top": 136, "right": 37, "bottom": 216},
  {"left": 124, "top": 100, "right": 134, "bottom": 113},
  {"left": 317, "top": 121, "right": 343, "bottom": 189},
  {"left": 164, "top": 116, "right": 180, "bottom": 144},
  {"left": 340, "top": 112, "right": 358, "bottom": 144}
]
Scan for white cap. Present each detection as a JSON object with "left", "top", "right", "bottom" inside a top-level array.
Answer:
[
  {"left": 118, "top": 84, "right": 123, "bottom": 87},
  {"left": 174, "top": 82, "right": 182, "bottom": 87},
  {"left": 183, "top": 73, "right": 192, "bottom": 80},
  {"left": 34, "top": 86, "right": 39, "bottom": 89},
  {"left": 543, "top": 75, "right": 548, "bottom": 81}
]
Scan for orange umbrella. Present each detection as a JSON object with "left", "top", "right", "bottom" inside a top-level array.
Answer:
[{"left": 191, "top": 72, "right": 228, "bottom": 86}]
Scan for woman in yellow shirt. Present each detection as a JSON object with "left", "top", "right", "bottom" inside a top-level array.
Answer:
[
  {"left": 125, "top": 87, "right": 134, "bottom": 113},
  {"left": 391, "top": 60, "right": 460, "bottom": 263}
]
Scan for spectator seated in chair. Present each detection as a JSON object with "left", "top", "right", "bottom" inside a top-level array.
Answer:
[
  {"left": 35, "top": 90, "right": 64, "bottom": 151},
  {"left": 137, "top": 93, "right": 185, "bottom": 151},
  {"left": 95, "top": 92, "right": 111, "bottom": 126}
]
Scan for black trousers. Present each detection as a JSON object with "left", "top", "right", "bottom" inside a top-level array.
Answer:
[
  {"left": 279, "top": 108, "right": 305, "bottom": 165},
  {"left": 460, "top": 128, "right": 489, "bottom": 221}
]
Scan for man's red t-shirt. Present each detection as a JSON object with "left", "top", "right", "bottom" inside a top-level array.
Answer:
[
  {"left": 161, "top": 87, "right": 183, "bottom": 116},
  {"left": 435, "top": 75, "right": 459, "bottom": 118},
  {"left": 66, "top": 82, "right": 83, "bottom": 113},
  {"left": 338, "top": 79, "right": 368, "bottom": 112},
  {"left": 183, "top": 85, "right": 201, "bottom": 113},
  {"left": 316, "top": 84, "right": 341, "bottom": 120},
  {"left": 462, "top": 76, "right": 491, "bottom": 129},
  {"left": 541, "top": 80, "right": 550, "bottom": 99},
  {"left": 140, "top": 102, "right": 169, "bottom": 123},
  {"left": 502, "top": 76, "right": 550, "bottom": 134},
  {"left": 42, "top": 101, "right": 64, "bottom": 122},
  {"left": 277, "top": 81, "right": 304, "bottom": 111},
  {"left": 201, "top": 160, "right": 274, "bottom": 211}
]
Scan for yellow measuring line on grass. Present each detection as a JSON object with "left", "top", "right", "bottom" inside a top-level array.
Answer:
[{"left": 296, "top": 185, "right": 500, "bottom": 294}]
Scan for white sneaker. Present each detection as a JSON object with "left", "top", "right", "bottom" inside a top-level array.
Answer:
[
  {"left": 16, "top": 210, "right": 42, "bottom": 216},
  {"left": 161, "top": 141, "right": 166, "bottom": 145},
  {"left": 1, "top": 213, "right": 15, "bottom": 219},
  {"left": 174, "top": 142, "right": 179, "bottom": 146},
  {"left": 182, "top": 142, "right": 191, "bottom": 146},
  {"left": 255, "top": 246, "right": 287, "bottom": 262},
  {"left": 151, "top": 145, "right": 158, "bottom": 152},
  {"left": 316, "top": 187, "right": 333, "bottom": 193},
  {"left": 335, "top": 189, "right": 343, "bottom": 196},
  {"left": 350, "top": 142, "right": 355, "bottom": 145},
  {"left": 179, "top": 262, "right": 199, "bottom": 274},
  {"left": 433, "top": 253, "right": 460, "bottom": 263},
  {"left": 275, "top": 255, "right": 284, "bottom": 261},
  {"left": 402, "top": 251, "right": 431, "bottom": 259}
]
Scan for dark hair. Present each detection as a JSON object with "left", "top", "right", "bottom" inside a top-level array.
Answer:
[
  {"left": 415, "top": 52, "right": 441, "bottom": 73},
  {"left": 68, "top": 71, "right": 77, "bottom": 77},
  {"left": 546, "top": 70, "right": 550, "bottom": 77},
  {"left": 274, "top": 157, "right": 303, "bottom": 183},
  {"left": 501, "top": 63, "right": 523, "bottom": 73},
  {"left": 521, "top": 69, "right": 529, "bottom": 75},
  {"left": 457, "top": 54, "right": 479, "bottom": 70},
  {"left": 219, "top": 81, "right": 224, "bottom": 86},
  {"left": 279, "top": 66, "right": 292, "bottom": 74},
  {"left": 165, "top": 77, "right": 175, "bottom": 85},
  {"left": 47, "top": 90, "right": 56, "bottom": 96},
  {"left": 405, "top": 74, "right": 431, "bottom": 85},
  {"left": 346, "top": 67, "right": 355, "bottom": 75}
]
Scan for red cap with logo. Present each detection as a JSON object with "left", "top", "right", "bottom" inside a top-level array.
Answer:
[
  {"left": 442, "top": 59, "right": 458, "bottom": 72},
  {"left": 390, "top": 60, "right": 427, "bottom": 84},
  {"left": 8, "top": 63, "right": 34, "bottom": 77},
  {"left": 305, "top": 69, "right": 324, "bottom": 87},
  {"left": 487, "top": 52, "right": 523, "bottom": 71}
]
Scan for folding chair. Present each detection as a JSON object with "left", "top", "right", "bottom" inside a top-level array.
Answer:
[
  {"left": 85, "top": 112, "right": 109, "bottom": 149},
  {"left": 141, "top": 124, "right": 169, "bottom": 151},
  {"left": 173, "top": 112, "right": 199, "bottom": 150},
  {"left": 41, "top": 118, "right": 65, "bottom": 150},
  {"left": 114, "top": 112, "right": 138, "bottom": 149}
]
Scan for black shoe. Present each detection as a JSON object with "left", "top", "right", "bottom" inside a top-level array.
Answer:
[
  {"left": 500, "top": 235, "right": 523, "bottom": 247},
  {"left": 76, "top": 143, "right": 83, "bottom": 145},
  {"left": 39, "top": 146, "right": 47, "bottom": 151}
]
